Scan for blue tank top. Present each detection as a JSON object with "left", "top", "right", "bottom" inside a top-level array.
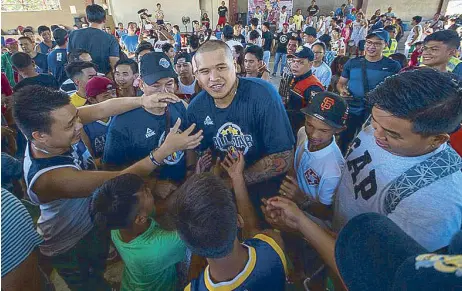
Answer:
[
  {"left": 23, "top": 140, "right": 96, "bottom": 256},
  {"left": 185, "top": 234, "right": 287, "bottom": 291},
  {"left": 83, "top": 117, "right": 111, "bottom": 158}
]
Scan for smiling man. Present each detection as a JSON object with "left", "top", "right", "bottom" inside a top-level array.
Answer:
[
  {"left": 114, "top": 59, "right": 139, "bottom": 97},
  {"left": 188, "top": 40, "right": 295, "bottom": 203},
  {"left": 421, "top": 29, "right": 462, "bottom": 76},
  {"left": 174, "top": 52, "right": 197, "bottom": 98}
]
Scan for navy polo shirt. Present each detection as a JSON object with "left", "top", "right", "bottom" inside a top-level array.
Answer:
[
  {"left": 103, "top": 103, "right": 188, "bottom": 182},
  {"left": 187, "top": 77, "right": 295, "bottom": 166},
  {"left": 342, "top": 56, "right": 401, "bottom": 114}
]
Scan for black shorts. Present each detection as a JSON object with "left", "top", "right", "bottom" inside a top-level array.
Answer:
[{"left": 358, "top": 40, "right": 366, "bottom": 51}]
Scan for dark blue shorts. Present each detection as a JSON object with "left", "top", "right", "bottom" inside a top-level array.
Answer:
[{"left": 359, "top": 40, "right": 366, "bottom": 51}]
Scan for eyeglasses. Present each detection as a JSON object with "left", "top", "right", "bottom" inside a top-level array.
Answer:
[
  {"left": 365, "top": 40, "right": 385, "bottom": 47},
  {"left": 312, "top": 51, "right": 324, "bottom": 54}
]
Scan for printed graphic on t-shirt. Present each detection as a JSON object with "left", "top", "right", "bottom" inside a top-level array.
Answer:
[
  {"left": 304, "top": 168, "right": 320, "bottom": 185},
  {"left": 94, "top": 135, "right": 106, "bottom": 156},
  {"left": 213, "top": 122, "right": 254, "bottom": 155},
  {"left": 158, "top": 131, "right": 184, "bottom": 165}
]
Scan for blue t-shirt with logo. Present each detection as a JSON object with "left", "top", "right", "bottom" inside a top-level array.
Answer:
[
  {"left": 121, "top": 34, "right": 139, "bottom": 53},
  {"left": 47, "top": 48, "right": 68, "bottom": 85},
  {"left": 187, "top": 77, "right": 295, "bottom": 166},
  {"left": 83, "top": 117, "right": 111, "bottom": 159},
  {"left": 103, "top": 103, "right": 187, "bottom": 182},
  {"left": 341, "top": 56, "right": 401, "bottom": 114}
]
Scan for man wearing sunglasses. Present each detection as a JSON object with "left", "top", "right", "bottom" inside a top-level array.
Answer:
[{"left": 337, "top": 29, "right": 401, "bottom": 154}]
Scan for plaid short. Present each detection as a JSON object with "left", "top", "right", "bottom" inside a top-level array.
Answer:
[{"left": 49, "top": 227, "right": 111, "bottom": 291}]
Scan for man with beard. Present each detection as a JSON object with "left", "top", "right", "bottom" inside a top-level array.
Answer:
[
  {"left": 188, "top": 40, "right": 295, "bottom": 208},
  {"left": 174, "top": 52, "right": 197, "bottom": 99},
  {"left": 279, "top": 36, "right": 300, "bottom": 104},
  {"left": 114, "top": 59, "right": 139, "bottom": 97},
  {"left": 337, "top": 29, "right": 401, "bottom": 153}
]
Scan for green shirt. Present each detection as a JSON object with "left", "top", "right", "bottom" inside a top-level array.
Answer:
[
  {"left": 1, "top": 53, "right": 16, "bottom": 86},
  {"left": 111, "top": 219, "right": 186, "bottom": 291}
]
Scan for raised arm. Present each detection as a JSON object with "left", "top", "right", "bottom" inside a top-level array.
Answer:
[{"left": 244, "top": 149, "right": 293, "bottom": 185}]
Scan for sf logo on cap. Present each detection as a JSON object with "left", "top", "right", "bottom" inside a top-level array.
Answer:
[{"left": 320, "top": 97, "right": 335, "bottom": 111}]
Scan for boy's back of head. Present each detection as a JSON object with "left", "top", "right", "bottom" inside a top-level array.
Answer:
[{"left": 174, "top": 173, "right": 238, "bottom": 258}]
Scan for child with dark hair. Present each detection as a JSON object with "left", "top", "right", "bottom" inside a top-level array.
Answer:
[
  {"left": 175, "top": 153, "right": 287, "bottom": 291},
  {"left": 90, "top": 173, "right": 187, "bottom": 291},
  {"left": 328, "top": 55, "right": 349, "bottom": 93}
]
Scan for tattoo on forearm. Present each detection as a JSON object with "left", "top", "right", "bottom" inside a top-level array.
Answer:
[{"left": 244, "top": 149, "right": 294, "bottom": 185}]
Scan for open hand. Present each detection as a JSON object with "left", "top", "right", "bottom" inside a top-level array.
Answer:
[
  {"left": 162, "top": 118, "right": 203, "bottom": 153},
  {"left": 196, "top": 151, "right": 212, "bottom": 174},
  {"left": 221, "top": 151, "right": 245, "bottom": 181},
  {"left": 141, "top": 92, "right": 180, "bottom": 111},
  {"left": 279, "top": 175, "right": 306, "bottom": 204}
]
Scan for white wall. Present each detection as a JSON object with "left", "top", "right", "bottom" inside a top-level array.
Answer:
[{"left": 109, "top": 0, "right": 201, "bottom": 32}]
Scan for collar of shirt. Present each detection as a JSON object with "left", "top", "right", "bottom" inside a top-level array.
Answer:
[
  {"left": 304, "top": 136, "right": 335, "bottom": 158},
  {"left": 294, "top": 70, "right": 313, "bottom": 82}
]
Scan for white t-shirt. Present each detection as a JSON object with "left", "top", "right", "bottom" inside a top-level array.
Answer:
[
  {"left": 279, "top": 12, "right": 288, "bottom": 28},
  {"left": 295, "top": 128, "right": 345, "bottom": 205},
  {"left": 303, "top": 39, "right": 321, "bottom": 50},
  {"left": 225, "top": 39, "right": 243, "bottom": 49},
  {"left": 312, "top": 62, "right": 332, "bottom": 88},
  {"left": 333, "top": 126, "right": 462, "bottom": 251},
  {"left": 178, "top": 79, "right": 196, "bottom": 95},
  {"left": 154, "top": 40, "right": 169, "bottom": 52}
]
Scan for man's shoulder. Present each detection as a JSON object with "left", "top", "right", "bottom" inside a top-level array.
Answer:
[
  {"left": 188, "top": 91, "right": 209, "bottom": 111},
  {"left": 110, "top": 107, "right": 147, "bottom": 126},
  {"left": 239, "top": 78, "right": 279, "bottom": 101}
]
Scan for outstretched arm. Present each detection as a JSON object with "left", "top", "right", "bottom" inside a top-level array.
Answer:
[{"left": 243, "top": 149, "right": 293, "bottom": 185}]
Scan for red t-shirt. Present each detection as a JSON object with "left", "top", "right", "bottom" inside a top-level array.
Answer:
[
  {"left": 1, "top": 73, "right": 13, "bottom": 115},
  {"left": 450, "top": 127, "right": 462, "bottom": 156}
]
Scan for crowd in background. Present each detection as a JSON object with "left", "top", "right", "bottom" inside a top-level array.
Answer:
[{"left": 1, "top": 1, "right": 462, "bottom": 291}]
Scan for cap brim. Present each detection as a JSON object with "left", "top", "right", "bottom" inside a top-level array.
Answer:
[
  {"left": 300, "top": 107, "right": 343, "bottom": 129},
  {"left": 335, "top": 213, "right": 426, "bottom": 291},
  {"left": 366, "top": 33, "right": 387, "bottom": 43},
  {"left": 142, "top": 70, "right": 178, "bottom": 86}
]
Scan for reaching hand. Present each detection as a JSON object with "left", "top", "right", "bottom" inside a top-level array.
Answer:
[
  {"left": 141, "top": 92, "right": 180, "bottom": 111},
  {"left": 262, "top": 196, "right": 305, "bottom": 232},
  {"left": 221, "top": 151, "right": 245, "bottom": 181},
  {"left": 279, "top": 175, "right": 306, "bottom": 204},
  {"left": 161, "top": 118, "right": 203, "bottom": 153},
  {"left": 196, "top": 151, "right": 213, "bottom": 174}
]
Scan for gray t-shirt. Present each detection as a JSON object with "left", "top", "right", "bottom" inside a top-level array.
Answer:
[
  {"left": 68, "top": 27, "right": 119, "bottom": 74},
  {"left": 333, "top": 126, "right": 462, "bottom": 251}
]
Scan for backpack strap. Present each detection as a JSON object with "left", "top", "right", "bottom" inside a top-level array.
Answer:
[{"left": 384, "top": 145, "right": 462, "bottom": 214}]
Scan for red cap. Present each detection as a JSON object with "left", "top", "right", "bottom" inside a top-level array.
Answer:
[
  {"left": 283, "top": 22, "right": 289, "bottom": 26},
  {"left": 345, "top": 19, "right": 353, "bottom": 25},
  {"left": 85, "top": 76, "right": 114, "bottom": 98}
]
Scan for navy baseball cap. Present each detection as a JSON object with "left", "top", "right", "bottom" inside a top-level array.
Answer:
[
  {"left": 366, "top": 28, "right": 390, "bottom": 44},
  {"left": 301, "top": 92, "right": 348, "bottom": 128},
  {"left": 140, "top": 52, "right": 177, "bottom": 85},
  {"left": 335, "top": 213, "right": 462, "bottom": 291},
  {"left": 287, "top": 46, "right": 315, "bottom": 61},
  {"left": 304, "top": 26, "right": 317, "bottom": 37}
]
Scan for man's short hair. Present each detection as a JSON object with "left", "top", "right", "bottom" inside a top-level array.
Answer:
[
  {"left": 174, "top": 52, "right": 192, "bottom": 64},
  {"left": 68, "top": 49, "right": 91, "bottom": 63},
  {"left": 118, "top": 22, "right": 123, "bottom": 26},
  {"left": 384, "top": 25, "right": 396, "bottom": 33},
  {"left": 367, "top": 68, "right": 462, "bottom": 136},
  {"left": 282, "top": 5, "right": 287, "bottom": 9},
  {"left": 189, "top": 34, "right": 200, "bottom": 50},
  {"left": 173, "top": 174, "right": 238, "bottom": 258},
  {"left": 65, "top": 61, "right": 97, "bottom": 80},
  {"left": 195, "top": 40, "right": 233, "bottom": 60},
  {"left": 22, "top": 28, "right": 34, "bottom": 35},
  {"left": 11, "top": 52, "right": 32, "bottom": 69},
  {"left": 412, "top": 16, "right": 423, "bottom": 23},
  {"left": 288, "top": 35, "right": 301, "bottom": 45},
  {"left": 249, "top": 30, "right": 260, "bottom": 41},
  {"left": 424, "top": 29, "right": 461, "bottom": 49},
  {"left": 127, "top": 21, "right": 136, "bottom": 27},
  {"left": 37, "top": 25, "right": 50, "bottom": 35},
  {"left": 245, "top": 45, "right": 264, "bottom": 60},
  {"left": 162, "top": 42, "right": 174, "bottom": 53},
  {"left": 86, "top": 4, "right": 106, "bottom": 24},
  {"left": 18, "top": 36, "right": 33, "bottom": 44},
  {"left": 12, "top": 86, "right": 71, "bottom": 140},
  {"left": 173, "top": 25, "right": 180, "bottom": 31},
  {"left": 262, "top": 22, "right": 270, "bottom": 30},
  {"left": 114, "top": 58, "right": 138, "bottom": 74},
  {"left": 250, "top": 18, "right": 259, "bottom": 27},
  {"left": 312, "top": 42, "right": 326, "bottom": 52},
  {"left": 135, "top": 41, "right": 154, "bottom": 59},
  {"left": 90, "top": 174, "right": 145, "bottom": 230}
]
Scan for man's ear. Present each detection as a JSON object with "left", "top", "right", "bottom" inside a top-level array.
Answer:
[
  {"left": 134, "top": 214, "right": 148, "bottom": 226},
  {"left": 237, "top": 214, "right": 244, "bottom": 229},
  {"left": 31, "top": 130, "right": 48, "bottom": 143},
  {"left": 430, "top": 133, "right": 450, "bottom": 148}
]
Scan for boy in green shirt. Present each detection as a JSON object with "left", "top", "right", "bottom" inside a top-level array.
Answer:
[{"left": 90, "top": 173, "right": 186, "bottom": 291}]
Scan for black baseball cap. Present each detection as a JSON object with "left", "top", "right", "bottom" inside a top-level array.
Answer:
[
  {"left": 222, "top": 25, "right": 234, "bottom": 38},
  {"left": 174, "top": 52, "right": 192, "bottom": 65},
  {"left": 335, "top": 213, "right": 462, "bottom": 291},
  {"left": 301, "top": 92, "right": 348, "bottom": 128},
  {"left": 304, "top": 26, "right": 317, "bottom": 37},
  {"left": 287, "top": 46, "right": 315, "bottom": 61},
  {"left": 140, "top": 52, "right": 177, "bottom": 85}
]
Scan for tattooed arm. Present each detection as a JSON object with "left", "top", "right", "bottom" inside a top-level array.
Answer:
[{"left": 243, "top": 149, "right": 294, "bottom": 185}]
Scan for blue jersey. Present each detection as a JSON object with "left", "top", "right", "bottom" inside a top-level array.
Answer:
[
  {"left": 83, "top": 117, "right": 111, "bottom": 159},
  {"left": 103, "top": 103, "right": 187, "bottom": 182},
  {"left": 341, "top": 56, "right": 401, "bottom": 114},
  {"left": 185, "top": 234, "right": 287, "bottom": 291},
  {"left": 38, "top": 41, "right": 57, "bottom": 54},
  {"left": 121, "top": 34, "right": 139, "bottom": 53},
  {"left": 47, "top": 48, "right": 68, "bottom": 85},
  {"left": 187, "top": 78, "right": 295, "bottom": 166}
]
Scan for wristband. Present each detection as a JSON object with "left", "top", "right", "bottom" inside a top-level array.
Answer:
[{"left": 149, "top": 150, "right": 163, "bottom": 166}]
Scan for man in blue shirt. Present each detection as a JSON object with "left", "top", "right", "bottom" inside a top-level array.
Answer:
[
  {"left": 68, "top": 4, "right": 120, "bottom": 74},
  {"left": 36, "top": 25, "right": 57, "bottom": 54},
  {"left": 189, "top": 40, "right": 295, "bottom": 204},
  {"left": 337, "top": 29, "right": 401, "bottom": 153},
  {"left": 19, "top": 36, "right": 48, "bottom": 73},
  {"left": 47, "top": 28, "right": 68, "bottom": 86},
  {"left": 173, "top": 25, "right": 182, "bottom": 52},
  {"left": 104, "top": 52, "right": 189, "bottom": 197},
  {"left": 121, "top": 22, "right": 139, "bottom": 59}
]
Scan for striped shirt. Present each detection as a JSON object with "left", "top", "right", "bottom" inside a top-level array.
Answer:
[{"left": 1, "top": 188, "right": 43, "bottom": 277}]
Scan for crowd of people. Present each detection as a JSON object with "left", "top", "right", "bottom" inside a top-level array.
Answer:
[{"left": 1, "top": 1, "right": 462, "bottom": 291}]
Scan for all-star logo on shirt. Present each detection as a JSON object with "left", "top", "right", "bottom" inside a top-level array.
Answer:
[
  {"left": 145, "top": 128, "right": 156, "bottom": 138},
  {"left": 213, "top": 122, "right": 254, "bottom": 155},
  {"left": 204, "top": 116, "right": 214, "bottom": 125}
]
